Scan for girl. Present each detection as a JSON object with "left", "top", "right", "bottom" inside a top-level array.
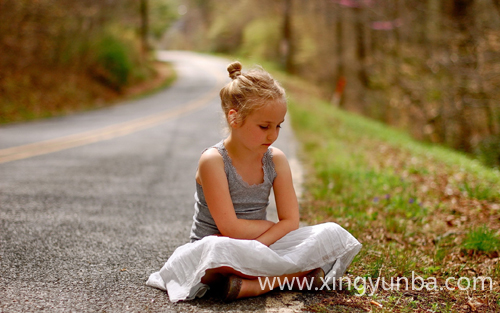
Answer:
[{"left": 147, "top": 61, "right": 362, "bottom": 302}]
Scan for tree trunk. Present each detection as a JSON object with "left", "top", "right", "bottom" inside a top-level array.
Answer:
[
  {"left": 140, "top": 0, "right": 149, "bottom": 58},
  {"left": 282, "top": 0, "right": 294, "bottom": 73},
  {"left": 426, "top": 0, "right": 440, "bottom": 52},
  {"left": 452, "top": 0, "right": 475, "bottom": 152},
  {"left": 333, "top": 4, "right": 345, "bottom": 108}
]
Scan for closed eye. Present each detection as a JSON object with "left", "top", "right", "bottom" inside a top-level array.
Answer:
[{"left": 260, "top": 124, "right": 282, "bottom": 130}]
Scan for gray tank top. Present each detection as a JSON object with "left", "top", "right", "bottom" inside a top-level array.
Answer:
[{"left": 189, "top": 140, "right": 277, "bottom": 242}]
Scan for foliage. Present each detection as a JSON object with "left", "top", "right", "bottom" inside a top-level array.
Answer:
[
  {"left": 91, "top": 34, "right": 135, "bottom": 90},
  {"left": 206, "top": 11, "right": 244, "bottom": 53},
  {"left": 462, "top": 226, "right": 500, "bottom": 253},
  {"left": 0, "top": 0, "right": 178, "bottom": 124},
  {"left": 239, "top": 18, "right": 282, "bottom": 62},
  {"left": 475, "top": 134, "right": 500, "bottom": 169},
  {"left": 204, "top": 0, "right": 281, "bottom": 54},
  {"left": 149, "top": 0, "right": 182, "bottom": 40}
]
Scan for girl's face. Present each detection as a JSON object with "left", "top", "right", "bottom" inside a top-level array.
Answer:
[{"left": 230, "top": 101, "right": 287, "bottom": 153}]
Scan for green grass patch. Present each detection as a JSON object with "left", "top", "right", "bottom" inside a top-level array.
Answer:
[
  {"left": 462, "top": 226, "right": 500, "bottom": 253},
  {"left": 92, "top": 34, "right": 134, "bottom": 89}
]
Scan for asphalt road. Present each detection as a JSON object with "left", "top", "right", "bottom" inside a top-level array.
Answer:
[{"left": 0, "top": 51, "right": 311, "bottom": 312}]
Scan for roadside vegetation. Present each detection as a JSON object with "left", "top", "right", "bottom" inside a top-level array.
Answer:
[
  {"left": 268, "top": 68, "right": 500, "bottom": 312},
  {"left": 0, "top": 0, "right": 180, "bottom": 125},
  {"left": 0, "top": 59, "right": 175, "bottom": 125}
]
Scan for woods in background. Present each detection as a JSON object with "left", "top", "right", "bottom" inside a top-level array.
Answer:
[
  {"left": 0, "top": 0, "right": 179, "bottom": 124},
  {"left": 166, "top": 0, "right": 500, "bottom": 168},
  {"left": 1, "top": 0, "right": 498, "bottom": 168}
]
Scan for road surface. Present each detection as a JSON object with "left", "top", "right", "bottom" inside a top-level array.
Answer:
[{"left": 0, "top": 51, "right": 308, "bottom": 312}]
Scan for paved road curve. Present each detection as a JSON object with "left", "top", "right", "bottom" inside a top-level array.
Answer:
[{"left": 0, "top": 51, "right": 308, "bottom": 312}]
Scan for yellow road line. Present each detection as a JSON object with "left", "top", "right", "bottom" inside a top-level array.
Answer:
[{"left": 0, "top": 61, "right": 226, "bottom": 164}]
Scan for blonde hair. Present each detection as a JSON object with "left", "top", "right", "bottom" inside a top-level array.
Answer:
[{"left": 220, "top": 61, "right": 286, "bottom": 125}]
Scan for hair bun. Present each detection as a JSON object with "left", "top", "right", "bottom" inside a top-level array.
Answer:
[{"left": 227, "top": 61, "right": 242, "bottom": 80}]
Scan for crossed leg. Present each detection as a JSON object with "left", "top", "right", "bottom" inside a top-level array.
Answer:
[{"left": 201, "top": 266, "right": 319, "bottom": 299}]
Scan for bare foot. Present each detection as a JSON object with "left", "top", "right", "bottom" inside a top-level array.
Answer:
[{"left": 237, "top": 278, "right": 271, "bottom": 299}]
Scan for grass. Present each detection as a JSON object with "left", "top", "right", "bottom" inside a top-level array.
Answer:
[
  {"left": 267, "top": 68, "right": 500, "bottom": 312},
  {"left": 462, "top": 226, "right": 500, "bottom": 253}
]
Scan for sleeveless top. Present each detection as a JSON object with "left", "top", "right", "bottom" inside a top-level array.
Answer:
[{"left": 189, "top": 141, "right": 277, "bottom": 242}]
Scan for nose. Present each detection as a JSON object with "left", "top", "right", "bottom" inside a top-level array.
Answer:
[{"left": 267, "top": 128, "right": 279, "bottom": 142}]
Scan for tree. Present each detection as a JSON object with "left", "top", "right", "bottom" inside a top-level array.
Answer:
[
  {"left": 282, "top": 0, "right": 294, "bottom": 73},
  {"left": 140, "top": 0, "right": 150, "bottom": 58}
]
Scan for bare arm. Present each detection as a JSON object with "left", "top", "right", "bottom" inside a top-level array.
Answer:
[
  {"left": 197, "top": 148, "right": 275, "bottom": 239},
  {"left": 254, "top": 148, "right": 300, "bottom": 246}
]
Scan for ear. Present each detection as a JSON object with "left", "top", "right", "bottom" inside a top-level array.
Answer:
[{"left": 227, "top": 109, "right": 239, "bottom": 128}]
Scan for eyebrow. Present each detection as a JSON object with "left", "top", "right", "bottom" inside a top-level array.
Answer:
[{"left": 262, "top": 119, "right": 285, "bottom": 124}]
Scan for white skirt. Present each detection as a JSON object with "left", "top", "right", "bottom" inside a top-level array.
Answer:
[{"left": 146, "top": 222, "right": 362, "bottom": 302}]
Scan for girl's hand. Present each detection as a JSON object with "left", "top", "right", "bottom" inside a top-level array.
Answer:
[{"left": 255, "top": 148, "right": 300, "bottom": 246}]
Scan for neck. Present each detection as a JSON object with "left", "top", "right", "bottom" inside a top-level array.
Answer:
[{"left": 223, "top": 134, "right": 264, "bottom": 162}]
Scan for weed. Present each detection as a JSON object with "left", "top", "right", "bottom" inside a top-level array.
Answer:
[
  {"left": 385, "top": 216, "right": 405, "bottom": 234},
  {"left": 462, "top": 225, "right": 500, "bottom": 253},
  {"left": 92, "top": 34, "right": 134, "bottom": 90},
  {"left": 434, "top": 246, "right": 449, "bottom": 265},
  {"left": 409, "top": 300, "right": 418, "bottom": 308},
  {"left": 369, "top": 256, "right": 385, "bottom": 278}
]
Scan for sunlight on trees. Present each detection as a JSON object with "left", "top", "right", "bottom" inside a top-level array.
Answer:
[
  {"left": 0, "top": 0, "right": 181, "bottom": 123},
  {"left": 166, "top": 0, "right": 500, "bottom": 168}
]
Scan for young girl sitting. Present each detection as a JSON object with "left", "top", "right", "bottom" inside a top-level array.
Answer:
[{"left": 146, "top": 61, "right": 362, "bottom": 302}]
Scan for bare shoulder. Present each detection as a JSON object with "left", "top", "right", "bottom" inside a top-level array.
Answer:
[
  {"left": 200, "top": 147, "right": 222, "bottom": 160},
  {"left": 199, "top": 147, "right": 224, "bottom": 168},
  {"left": 197, "top": 147, "right": 225, "bottom": 185},
  {"left": 270, "top": 147, "right": 290, "bottom": 169},
  {"left": 271, "top": 146, "right": 287, "bottom": 160}
]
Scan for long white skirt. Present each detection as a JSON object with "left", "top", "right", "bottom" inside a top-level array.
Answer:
[{"left": 146, "top": 222, "right": 362, "bottom": 302}]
